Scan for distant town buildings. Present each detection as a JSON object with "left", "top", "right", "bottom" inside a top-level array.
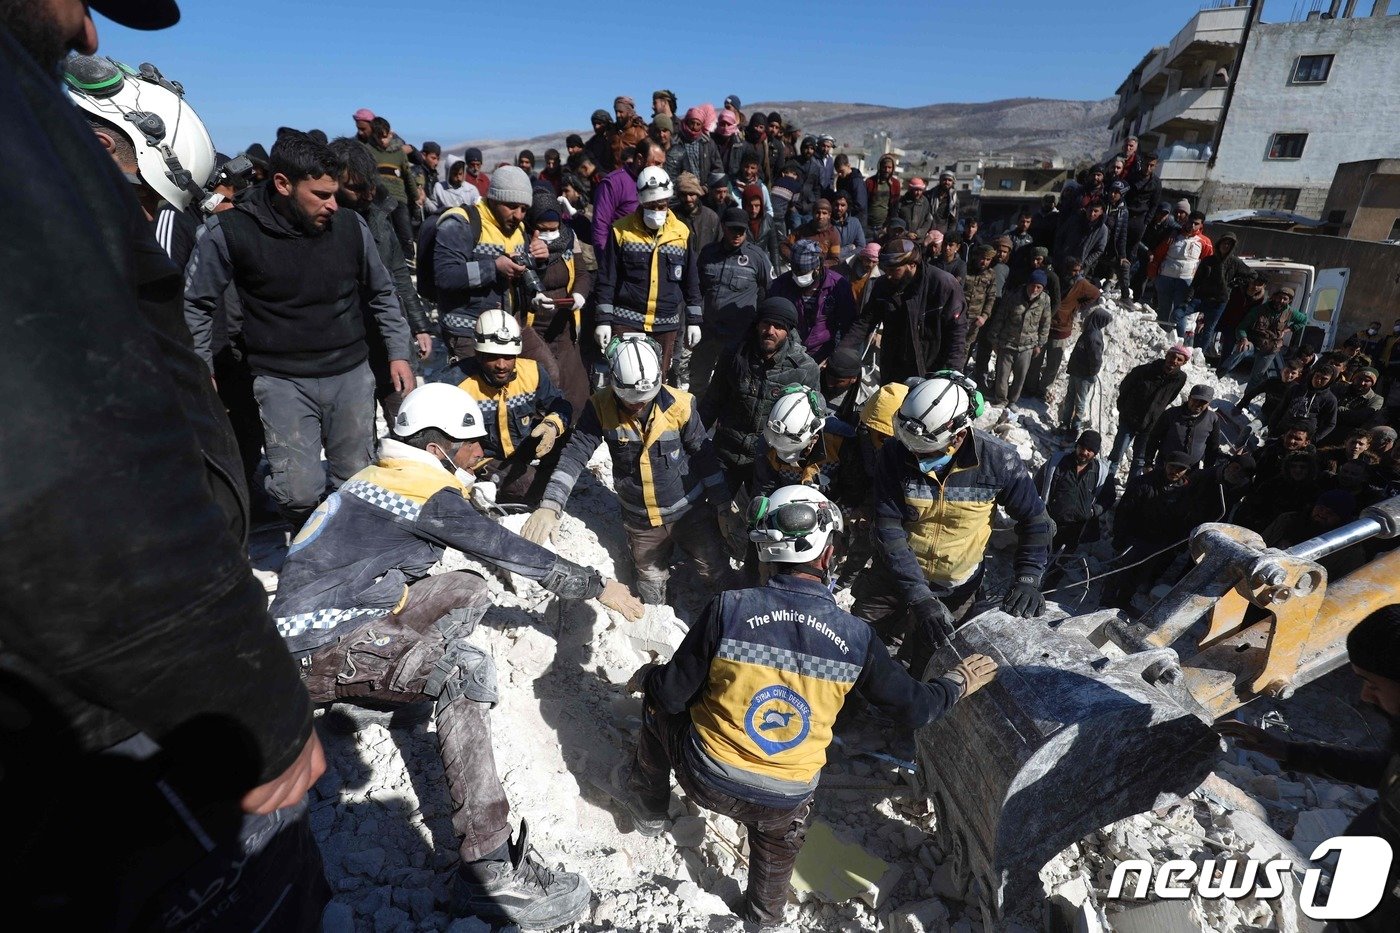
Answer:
[{"left": 1108, "top": 0, "right": 1400, "bottom": 235}]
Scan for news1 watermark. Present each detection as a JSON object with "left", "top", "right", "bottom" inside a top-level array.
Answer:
[{"left": 1106, "top": 836, "right": 1394, "bottom": 920}]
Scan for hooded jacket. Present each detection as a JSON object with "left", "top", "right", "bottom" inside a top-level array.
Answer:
[
  {"left": 1189, "top": 241, "right": 1250, "bottom": 303},
  {"left": 844, "top": 263, "right": 967, "bottom": 384},
  {"left": 701, "top": 331, "right": 821, "bottom": 474},
  {"left": 1052, "top": 210, "right": 1109, "bottom": 273},
  {"left": 596, "top": 209, "right": 703, "bottom": 334},
  {"left": 184, "top": 181, "right": 411, "bottom": 377},
  {"left": 271, "top": 439, "right": 601, "bottom": 654},
  {"left": 1067, "top": 306, "right": 1113, "bottom": 379},
  {"left": 771, "top": 268, "right": 858, "bottom": 364},
  {"left": 425, "top": 161, "right": 480, "bottom": 214},
  {"left": 544, "top": 386, "right": 726, "bottom": 527},
  {"left": 1270, "top": 379, "right": 1340, "bottom": 442}
]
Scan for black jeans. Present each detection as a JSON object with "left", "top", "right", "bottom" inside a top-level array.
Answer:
[
  {"left": 628, "top": 699, "right": 812, "bottom": 925},
  {"left": 389, "top": 199, "right": 415, "bottom": 260},
  {"left": 302, "top": 571, "right": 510, "bottom": 862}
]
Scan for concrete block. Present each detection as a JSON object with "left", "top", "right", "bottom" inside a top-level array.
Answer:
[
  {"left": 1291, "top": 808, "right": 1351, "bottom": 856},
  {"left": 672, "top": 880, "right": 731, "bottom": 916},
  {"left": 668, "top": 815, "right": 707, "bottom": 848},
  {"left": 343, "top": 846, "right": 387, "bottom": 880},
  {"left": 889, "top": 897, "right": 950, "bottom": 933},
  {"left": 1109, "top": 898, "right": 1206, "bottom": 933}
]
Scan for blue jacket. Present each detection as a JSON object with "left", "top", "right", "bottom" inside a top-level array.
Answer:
[
  {"left": 271, "top": 440, "right": 601, "bottom": 654},
  {"left": 544, "top": 386, "right": 726, "bottom": 527},
  {"left": 647, "top": 574, "right": 961, "bottom": 806},
  {"left": 874, "top": 430, "right": 1051, "bottom": 599}
]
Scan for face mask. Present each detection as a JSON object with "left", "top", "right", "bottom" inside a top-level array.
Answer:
[
  {"left": 643, "top": 209, "right": 668, "bottom": 230},
  {"left": 793, "top": 271, "right": 816, "bottom": 288},
  {"left": 919, "top": 453, "right": 954, "bottom": 474},
  {"left": 437, "top": 455, "right": 477, "bottom": 489},
  {"left": 537, "top": 230, "right": 561, "bottom": 243},
  {"left": 1367, "top": 327, "right": 1378, "bottom": 335}
]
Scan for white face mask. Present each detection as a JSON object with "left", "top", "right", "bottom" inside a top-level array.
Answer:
[
  {"left": 793, "top": 271, "right": 816, "bottom": 288},
  {"left": 537, "top": 230, "right": 561, "bottom": 243},
  {"left": 643, "top": 208, "right": 668, "bottom": 230}
]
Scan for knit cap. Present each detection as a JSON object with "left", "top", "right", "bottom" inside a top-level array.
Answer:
[{"left": 488, "top": 166, "right": 533, "bottom": 206}]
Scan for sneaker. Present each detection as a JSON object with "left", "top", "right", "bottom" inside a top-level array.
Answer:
[{"left": 453, "top": 821, "right": 591, "bottom": 930}]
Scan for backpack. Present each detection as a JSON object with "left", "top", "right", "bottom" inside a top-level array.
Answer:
[{"left": 415, "top": 204, "right": 482, "bottom": 301}]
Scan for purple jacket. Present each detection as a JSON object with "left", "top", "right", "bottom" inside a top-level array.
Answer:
[
  {"left": 591, "top": 166, "right": 639, "bottom": 252},
  {"left": 772, "top": 268, "right": 857, "bottom": 364}
]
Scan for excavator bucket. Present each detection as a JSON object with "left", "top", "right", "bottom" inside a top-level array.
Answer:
[{"left": 914, "top": 607, "right": 1220, "bottom": 921}]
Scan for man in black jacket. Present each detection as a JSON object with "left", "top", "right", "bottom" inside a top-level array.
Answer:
[
  {"left": 842, "top": 238, "right": 967, "bottom": 384},
  {"left": 185, "top": 132, "right": 414, "bottom": 530},
  {"left": 1, "top": 2, "right": 328, "bottom": 927},
  {"left": 1177, "top": 232, "right": 1249, "bottom": 355},
  {"left": 1144, "top": 384, "right": 1225, "bottom": 471},
  {"left": 1037, "top": 430, "right": 1117, "bottom": 553},
  {"left": 1107, "top": 345, "right": 1189, "bottom": 475},
  {"left": 330, "top": 137, "right": 435, "bottom": 422}
]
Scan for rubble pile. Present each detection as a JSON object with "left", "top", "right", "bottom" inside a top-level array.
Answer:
[{"left": 281, "top": 293, "right": 1379, "bottom": 931}]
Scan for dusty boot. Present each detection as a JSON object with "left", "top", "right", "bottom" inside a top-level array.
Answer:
[
  {"left": 453, "top": 821, "right": 591, "bottom": 930},
  {"left": 636, "top": 578, "right": 668, "bottom": 606}
]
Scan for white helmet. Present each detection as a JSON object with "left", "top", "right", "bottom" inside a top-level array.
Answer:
[
  {"left": 635, "top": 165, "right": 673, "bottom": 204},
  {"left": 394, "top": 384, "right": 487, "bottom": 441},
  {"left": 748, "top": 485, "right": 844, "bottom": 564},
  {"left": 606, "top": 335, "right": 663, "bottom": 406},
  {"left": 764, "top": 386, "right": 825, "bottom": 464},
  {"left": 895, "top": 371, "right": 983, "bottom": 455},
  {"left": 474, "top": 308, "right": 523, "bottom": 356},
  {"left": 64, "top": 56, "right": 216, "bottom": 211}
]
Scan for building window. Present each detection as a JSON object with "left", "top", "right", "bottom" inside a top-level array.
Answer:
[
  {"left": 1291, "top": 54, "right": 1334, "bottom": 84},
  {"left": 998, "top": 179, "right": 1014, "bottom": 190},
  {"left": 1267, "top": 133, "right": 1308, "bottom": 160},
  {"left": 1250, "top": 187, "right": 1300, "bottom": 211}
]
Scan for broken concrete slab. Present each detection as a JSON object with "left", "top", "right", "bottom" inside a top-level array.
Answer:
[
  {"left": 1290, "top": 808, "right": 1351, "bottom": 857},
  {"left": 791, "top": 819, "right": 901, "bottom": 909},
  {"left": 888, "top": 897, "right": 949, "bottom": 933},
  {"left": 1108, "top": 898, "right": 1207, "bottom": 933},
  {"left": 668, "top": 815, "right": 707, "bottom": 848}
]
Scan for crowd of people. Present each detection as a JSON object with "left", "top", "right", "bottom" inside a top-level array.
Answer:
[{"left": 7, "top": 2, "right": 1400, "bottom": 930}]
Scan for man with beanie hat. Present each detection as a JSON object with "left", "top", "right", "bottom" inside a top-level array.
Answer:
[
  {"left": 772, "top": 239, "right": 857, "bottom": 365},
  {"left": 433, "top": 164, "right": 549, "bottom": 359},
  {"left": 1145, "top": 383, "right": 1223, "bottom": 471},
  {"left": 823, "top": 344, "right": 867, "bottom": 426},
  {"left": 986, "top": 270, "right": 1053, "bottom": 407},
  {"left": 1218, "top": 605, "right": 1400, "bottom": 933},
  {"left": 585, "top": 108, "right": 616, "bottom": 172},
  {"left": 1035, "top": 429, "right": 1116, "bottom": 553},
  {"left": 595, "top": 164, "right": 703, "bottom": 377},
  {"left": 1061, "top": 304, "right": 1113, "bottom": 434},
  {"left": 650, "top": 113, "right": 675, "bottom": 153},
  {"left": 566, "top": 133, "right": 585, "bottom": 157},
  {"left": 418, "top": 141, "right": 443, "bottom": 205},
  {"left": 459, "top": 146, "right": 490, "bottom": 197},
  {"left": 842, "top": 237, "right": 967, "bottom": 385},
  {"left": 695, "top": 207, "right": 774, "bottom": 393},
  {"left": 897, "top": 177, "right": 935, "bottom": 240},
  {"left": 701, "top": 297, "right": 821, "bottom": 494}
]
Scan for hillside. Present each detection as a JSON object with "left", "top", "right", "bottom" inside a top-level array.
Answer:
[{"left": 445, "top": 96, "right": 1116, "bottom": 168}]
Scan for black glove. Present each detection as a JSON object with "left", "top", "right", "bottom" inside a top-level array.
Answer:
[
  {"left": 1002, "top": 575, "right": 1046, "bottom": 618},
  {"left": 912, "top": 597, "right": 957, "bottom": 649}
]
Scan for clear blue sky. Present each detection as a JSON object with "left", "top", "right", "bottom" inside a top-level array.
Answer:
[{"left": 90, "top": 0, "right": 1295, "bottom": 153}]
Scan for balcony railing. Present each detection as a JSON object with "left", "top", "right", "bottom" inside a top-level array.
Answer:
[{"left": 1147, "top": 86, "right": 1226, "bottom": 132}]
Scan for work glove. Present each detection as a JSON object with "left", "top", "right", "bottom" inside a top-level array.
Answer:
[
  {"left": 911, "top": 597, "right": 958, "bottom": 650},
  {"left": 530, "top": 292, "right": 555, "bottom": 312},
  {"left": 521, "top": 506, "right": 560, "bottom": 545},
  {"left": 557, "top": 195, "right": 577, "bottom": 218},
  {"left": 626, "top": 661, "right": 659, "bottom": 695},
  {"left": 599, "top": 580, "right": 646, "bottom": 622},
  {"left": 595, "top": 324, "right": 612, "bottom": 349},
  {"left": 529, "top": 420, "right": 561, "bottom": 457},
  {"left": 1002, "top": 575, "right": 1046, "bottom": 618},
  {"left": 948, "top": 653, "right": 999, "bottom": 699},
  {"left": 469, "top": 478, "right": 498, "bottom": 512},
  {"left": 685, "top": 325, "right": 702, "bottom": 349},
  {"left": 571, "top": 292, "right": 587, "bottom": 313}
]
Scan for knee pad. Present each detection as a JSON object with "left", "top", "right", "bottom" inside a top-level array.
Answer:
[
  {"left": 429, "top": 639, "right": 498, "bottom": 708},
  {"left": 433, "top": 603, "right": 488, "bottom": 641}
]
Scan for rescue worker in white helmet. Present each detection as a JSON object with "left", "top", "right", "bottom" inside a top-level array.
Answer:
[
  {"left": 65, "top": 53, "right": 215, "bottom": 268},
  {"left": 522, "top": 334, "right": 733, "bottom": 606},
  {"left": 752, "top": 384, "right": 861, "bottom": 502},
  {"left": 593, "top": 166, "right": 703, "bottom": 377},
  {"left": 616, "top": 484, "right": 998, "bottom": 926},
  {"left": 852, "top": 371, "right": 1054, "bottom": 676},
  {"left": 432, "top": 308, "right": 573, "bottom": 506},
  {"left": 270, "top": 383, "right": 642, "bottom": 930}
]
